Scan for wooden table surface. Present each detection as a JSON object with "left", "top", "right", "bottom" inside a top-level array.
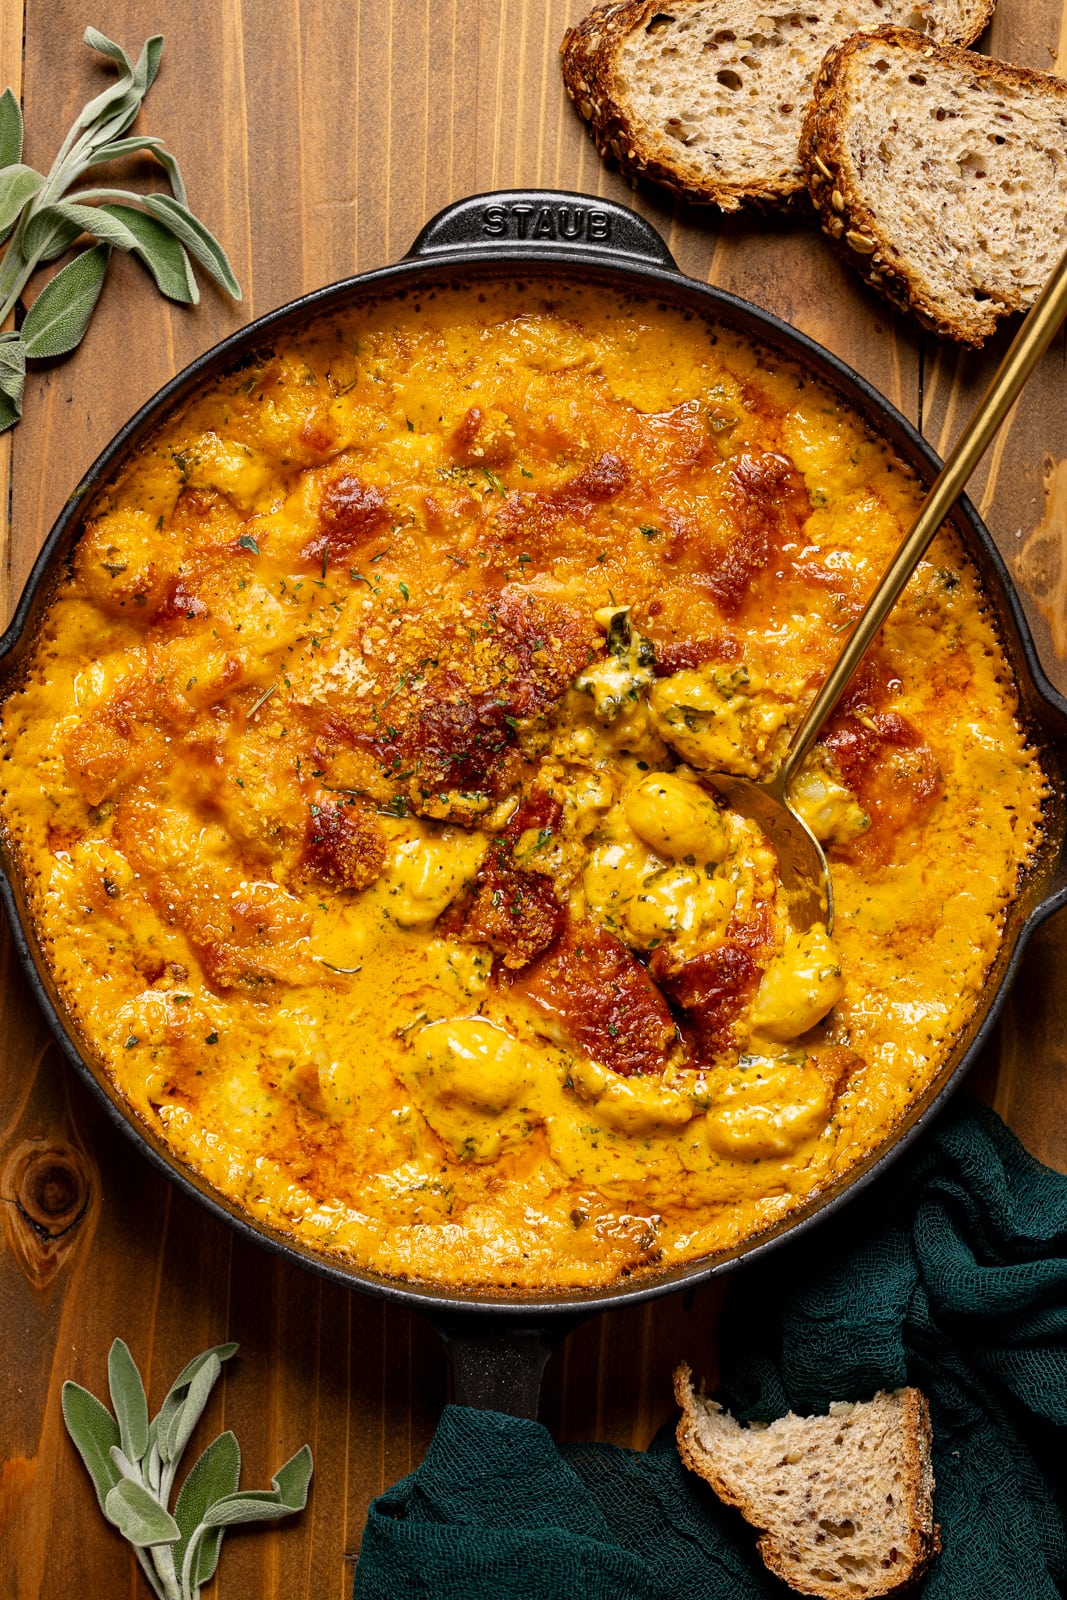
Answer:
[{"left": 3, "top": 1, "right": 1067, "bottom": 1594}]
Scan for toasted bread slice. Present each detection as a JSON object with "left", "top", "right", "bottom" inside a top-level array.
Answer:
[
  {"left": 675, "top": 1364, "right": 939, "bottom": 1597},
  {"left": 801, "top": 27, "right": 1067, "bottom": 343},
  {"left": 560, "top": 0, "right": 996, "bottom": 212}
]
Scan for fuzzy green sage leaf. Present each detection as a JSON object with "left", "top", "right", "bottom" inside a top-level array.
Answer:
[
  {"left": 141, "top": 194, "right": 242, "bottom": 299},
  {"left": 0, "top": 26, "right": 240, "bottom": 434},
  {"left": 63, "top": 1339, "right": 311, "bottom": 1600},
  {"left": 173, "top": 1430, "right": 241, "bottom": 1589},
  {"left": 0, "top": 86, "right": 23, "bottom": 167},
  {"left": 100, "top": 203, "right": 197, "bottom": 302},
  {"left": 60, "top": 1380, "right": 121, "bottom": 1511},
  {"left": 104, "top": 1477, "right": 181, "bottom": 1547},
  {"left": 159, "top": 1352, "right": 222, "bottom": 1477},
  {"left": 0, "top": 166, "right": 43, "bottom": 239},
  {"left": 108, "top": 1336, "right": 150, "bottom": 1465},
  {"left": 21, "top": 243, "right": 110, "bottom": 359},
  {"left": 201, "top": 1445, "right": 314, "bottom": 1527},
  {"left": 0, "top": 336, "right": 26, "bottom": 417}
]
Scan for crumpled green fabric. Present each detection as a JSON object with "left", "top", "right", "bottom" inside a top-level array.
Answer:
[{"left": 353, "top": 1101, "right": 1067, "bottom": 1598}]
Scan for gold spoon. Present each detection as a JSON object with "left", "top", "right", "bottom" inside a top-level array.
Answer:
[{"left": 704, "top": 247, "right": 1067, "bottom": 933}]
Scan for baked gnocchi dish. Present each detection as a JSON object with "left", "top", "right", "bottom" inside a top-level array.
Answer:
[{"left": 0, "top": 281, "right": 1045, "bottom": 1287}]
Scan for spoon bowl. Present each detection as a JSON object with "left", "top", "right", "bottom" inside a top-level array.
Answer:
[{"left": 702, "top": 769, "right": 832, "bottom": 931}]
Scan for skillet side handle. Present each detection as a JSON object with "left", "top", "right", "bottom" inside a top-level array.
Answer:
[
  {"left": 405, "top": 190, "right": 679, "bottom": 272},
  {"left": 431, "top": 1313, "right": 585, "bottom": 1419}
]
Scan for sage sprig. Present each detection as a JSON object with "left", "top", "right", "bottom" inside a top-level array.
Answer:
[
  {"left": 0, "top": 26, "right": 241, "bottom": 431},
  {"left": 62, "top": 1339, "right": 313, "bottom": 1600}
]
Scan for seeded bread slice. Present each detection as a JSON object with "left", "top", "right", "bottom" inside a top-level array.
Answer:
[
  {"left": 801, "top": 27, "right": 1067, "bottom": 343},
  {"left": 559, "top": 0, "right": 996, "bottom": 212},
  {"left": 675, "top": 1364, "right": 939, "bottom": 1597}
]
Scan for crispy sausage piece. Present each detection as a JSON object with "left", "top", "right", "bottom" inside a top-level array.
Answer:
[
  {"left": 514, "top": 916, "right": 680, "bottom": 1077},
  {"left": 301, "top": 795, "right": 387, "bottom": 890},
  {"left": 300, "top": 473, "right": 390, "bottom": 567},
  {"left": 652, "top": 908, "right": 774, "bottom": 1059},
  {"left": 407, "top": 674, "right": 517, "bottom": 798},
  {"left": 439, "top": 794, "right": 565, "bottom": 969}
]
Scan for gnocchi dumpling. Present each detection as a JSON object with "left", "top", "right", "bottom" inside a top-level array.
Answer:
[
  {"left": 381, "top": 825, "right": 487, "bottom": 926},
  {"left": 750, "top": 926, "right": 845, "bottom": 1043},
  {"left": 623, "top": 771, "right": 729, "bottom": 863},
  {"left": 705, "top": 1056, "right": 833, "bottom": 1159},
  {"left": 401, "top": 1018, "right": 538, "bottom": 1161}
]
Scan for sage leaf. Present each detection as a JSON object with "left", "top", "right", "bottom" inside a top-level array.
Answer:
[
  {"left": 152, "top": 145, "right": 188, "bottom": 208},
  {"left": 83, "top": 27, "right": 134, "bottom": 74},
  {"left": 155, "top": 1341, "right": 238, "bottom": 1430},
  {"left": 22, "top": 203, "right": 85, "bottom": 261},
  {"left": 100, "top": 204, "right": 197, "bottom": 303},
  {"left": 142, "top": 194, "right": 242, "bottom": 299},
  {"left": 84, "top": 132, "right": 164, "bottom": 164},
  {"left": 22, "top": 244, "right": 110, "bottom": 359},
  {"left": 104, "top": 1478, "right": 181, "bottom": 1547},
  {"left": 156, "top": 1343, "right": 236, "bottom": 1466},
  {"left": 48, "top": 199, "right": 142, "bottom": 253},
  {"left": 107, "top": 1337, "right": 150, "bottom": 1465},
  {"left": 75, "top": 34, "right": 161, "bottom": 156},
  {"left": 173, "top": 1430, "right": 240, "bottom": 1587},
  {"left": 0, "top": 388, "right": 21, "bottom": 432},
  {"left": 0, "top": 85, "right": 23, "bottom": 166},
  {"left": 0, "top": 166, "right": 43, "bottom": 240},
  {"left": 74, "top": 77, "right": 142, "bottom": 148},
  {"left": 0, "top": 336, "right": 26, "bottom": 403},
  {"left": 160, "top": 1351, "right": 221, "bottom": 1470},
  {"left": 84, "top": 135, "right": 188, "bottom": 205},
  {"left": 61, "top": 1380, "right": 121, "bottom": 1511},
  {"left": 133, "top": 35, "right": 165, "bottom": 98},
  {"left": 145, "top": 1416, "right": 163, "bottom": 1494},
  {"left": 202, "top": 1444, "right": 313, "bottom": 1527}
]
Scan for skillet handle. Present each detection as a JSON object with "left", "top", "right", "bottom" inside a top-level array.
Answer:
[
  {"left": 430, "top": 1313, "right": 585, "bottom": 1419},
  {"left": 405, "top": 189, "right": 679, "bottom": 272}
]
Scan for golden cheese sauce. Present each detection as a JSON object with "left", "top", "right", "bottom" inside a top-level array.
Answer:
[{"left": 0, "top": 281, "right": 1045, "bottom": 1289}]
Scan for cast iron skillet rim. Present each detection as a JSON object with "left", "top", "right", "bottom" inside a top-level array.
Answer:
[{"left": 2, "top": 217, "right": 1064, "bottom": 1320}]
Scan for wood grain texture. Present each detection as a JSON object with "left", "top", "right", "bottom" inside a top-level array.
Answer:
[{"left": 1, "top": 1, "right": 1066, "bottom": 1595}]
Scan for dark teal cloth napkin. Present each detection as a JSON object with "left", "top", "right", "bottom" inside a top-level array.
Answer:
[{"left": 353, "top": 1101, "right": 1067, "bottom": 1598}]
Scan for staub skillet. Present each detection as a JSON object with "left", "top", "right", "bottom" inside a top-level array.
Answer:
[{"left": 3, "top": 191, "right": 1066, "bottom": 1413}]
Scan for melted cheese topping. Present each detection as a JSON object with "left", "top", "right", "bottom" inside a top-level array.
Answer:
[{"left": 0, "top": 281, "right": 1046, "bottom": 1289}]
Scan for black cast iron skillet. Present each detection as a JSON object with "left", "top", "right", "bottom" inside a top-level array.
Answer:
[{"left": 3, "top": 191, "right": 1066, "bottom": 1414}]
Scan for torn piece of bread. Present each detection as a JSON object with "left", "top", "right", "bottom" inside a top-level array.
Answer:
[
  {"left": 559, "top": 0, "right": 996, "bottom": 212},
  {"left": 675, "top": 1364, "right": 939, "bottom": 1597},
  {"left": 801, "top": 27, "right": 1067, "bottom": 344}
]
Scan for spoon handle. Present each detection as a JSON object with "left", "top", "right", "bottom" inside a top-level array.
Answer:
[{"left": 777, "top": 242, "right": 1067, "bottom": 791}]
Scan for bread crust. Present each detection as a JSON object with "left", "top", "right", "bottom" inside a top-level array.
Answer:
[
  {"left": 674, "top": 1363, "right": 941, "bottom": 1598},
  {"left": 800, "top": 26, "right": 1067, "bottom": 344},
  {"left": 561, "top": 1, "right": 997, "bottom": 213},
  {"left": 561, "top": 0, "right": 804, "bottom": 211}
]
